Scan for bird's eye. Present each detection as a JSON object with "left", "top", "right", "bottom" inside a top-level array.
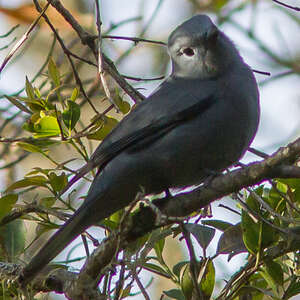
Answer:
[{"left": 182, "top": 47, "right": 194, "bottom": 56}]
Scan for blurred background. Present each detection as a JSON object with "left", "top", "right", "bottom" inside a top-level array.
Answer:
[{"left": 0, "top": 0, "right": 299, "bottom": 299}]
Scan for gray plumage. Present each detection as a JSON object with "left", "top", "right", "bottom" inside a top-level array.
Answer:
[{"left": 21, "top": 15, "right": 260, "bottom": 284}]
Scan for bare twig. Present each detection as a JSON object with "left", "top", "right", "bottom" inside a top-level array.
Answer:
[
  {"left": 248, "top": 147, "right": 269, "bottom": 159},
  {"left": 0, "top": 2, "right": 51, "bottom": 73},
  {"left": 252, "top": 69, "right": 271, "bottom": 76},
  {"left": 0, "top": 203, "right": 70, "bottom": 227},
  {"left": 113, "top": 254, "right": 126, "bottom": 300},
  {"left": 273, "top": 0, "right": 300, "bottom": 11},
  {"left": 33, "top": 0, "right": 99, "bottom": 113},
  {"left": 0, "top": 24, "right": 20, "bottom": 38},
  {"left": 131, "top": 267, "right": 150, "bottom": 300},
  {"left": 94, "top": 0, "right": 116, "bottom": 108},
  {"left": 123, "top": 74, "right": 165, "bottom": 81},
  {"left": 102, "top": 34, "right": 166, "bottom": 46},
  {"left": 218, "top": 204, "right": 241, "bottom": 216}
]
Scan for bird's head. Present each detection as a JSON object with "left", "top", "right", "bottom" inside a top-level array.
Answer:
[{"left": 168, "top": 15, "right": 242, "bottom": 80}]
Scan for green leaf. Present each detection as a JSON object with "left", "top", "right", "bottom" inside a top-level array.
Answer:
[
  {"left": 31, "top": 139, "right": 59, "bottom": 150},
  {"left": 0, "top": 194, "right": 18, "bottom": 221},
  {"left": 241, "top": 211, "right": 260, "bottom": 254},
  {"left": 260, "top": 269, "right": 278, "bottom": 296},
  {"left": 0, "top": 220, "right": 25, "bottom": 259},
  {"left": 62, "top": 100, "right": 81, "bottom": 131},
  {"left": 201, "top": 219, "right": 233, "bottom": 231},
  {"left": 34, "top": 115, "right": 60, "bottom": 138},
  {"left": 143, "top": 262, "right": 171, "bottom": 277},
  {"left": 237, "top": 286, "right": 270, "bottom": 300},
  {"left": 264, "top": 186, "right": 284, "bottom": 211},
  {"left": 26, "top": 167, "right": 52, "bottom": 176},
  {"left": 17, "top": 142, "right": 43, "bottom": 153},
  {"left": 119, "top": 100, "right": 130, "bottom": 114},
  {"left": 278, "top": 178, "right": 300, "bottom": 190},
  {"left": 247, "top": 187, "right": 263, "bottom": 212},
  {"left": 6, "top": 176, "right": 48, "bottom": 192},
  {"left": 4, "top": 95, "right": 32, "bottom": 114},
  {"left": 154, "top": 238, "right": 165, "bottom": 264},
  {"left": 39, "top": 196, "right": 56, "bottom": 208},
  {"left": 276, "top": 180, "right": 288, "bottom": 193},
  {"left": 25, "top": 76, "right": 36, "bottom": 101},
  {"left": 184, "top": 223, "right": 215, "bottom": 251},
  {"left": 212, "top": 0, "right": 229, "bottom": 11},
  {"left": 216, "top": 223, "right": 247, "bottom": 255},
  {"left": 181, "top": 264, "right": 193, "bottom": 300},
  {"left": 120, "top": 285, "right": 131, "bottom": 299},
  {"left": 173, "top": 261, "right": 189, "bottom": 278},
  {"left": 101, "top": 220, "right": 118, "bottom": 231},
  {"left": 284, "top": 278, "right": 300, "bottom": 299},
  {"left": 294, "top": 187, "right": 300, "bottom": 204},
  {"left": 241, "top": 189, "right": 279, "bottom": 254},
  {"left": 199, "top": 259, "right": 215, "bottom": 299},
  {"left": 114, "top": 88, "right": 131, "bottom": 114},
  {"left": 265, "top": 260, "right": 283, "bottom": 286},
  {"left": 48, "top": 172, "right": 67, "bottom": 192},
  {"left": 25, "top": 99, "right": 45, "bottom": 112},
  {"left": 70, "top": 87, "right": 79, "bottom": 101},
  {"left": 108, "top": 209, "right": 124, "bottom": 225},
  {"left": 34, "top": 87, "right": 41, "bottom": 99},
  {"left": 241, "top": 210, "right": 278, "bottom": 254},
  {"left": 35, "top": 222, "right": 58, "bottom": 237},
  {"left": 163, "top": 289, "right": 185, "bottom": 300},
  {"left": 48, "top": 57, "right": 60, "bottom": 86},
  {"left": 87, "top": 116, "right": 118, "bottom": 140}
]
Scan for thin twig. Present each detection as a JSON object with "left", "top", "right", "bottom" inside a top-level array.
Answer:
[
  {"left": 46, "top": 0, "right": 145, "bottom": 102},
  {"left": 252, "top": 69, "right": 271, "bottom": 76},
  {"left": 124, "top": 75, "right": 165, "bottom": 81},
  {"left": 102, "top": 35, "right": 166, "bottom": 46},
  {"left": 248, "top": 147, "right": 269, "bottom": 159},
  {"left": 218, "top": 203, "right": 241, "bottom": 216},
  {"left": 272, "top": 0, "right": 300, "bottom": 11},
  {"left": 114, "top": 254, "right": 126, "bottom": 300},
  {"left": 33, "top": 0, "right": 99, "bottom": 114},
  {"left": 181, "top": 223, "right": 203, "bottom": 300},
  {"left": 0, "top": 24, "right": 20, "bottom": 38},
  {"left": 131, "top": 267, "right": 150, "bottom": 300},
  {"left": 246, "top": 187, "right": 296, "bottom": 224},
  {"left": 94, "top": 0, "right": 116, "bottom": 108},
  {"left": 0, "top": 2, "right": 51, "bottom": 73},
  {"left": 0, "top": 203, "right": 71, "bottom": 227}
]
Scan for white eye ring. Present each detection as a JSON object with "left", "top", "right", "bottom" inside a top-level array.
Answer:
[{"left": 182, "top": 47, "right": 195, "bottom": 56}]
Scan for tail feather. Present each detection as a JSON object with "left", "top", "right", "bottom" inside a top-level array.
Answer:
[{"left": 20, "top": 202, "right": 93, "bottom": 285}]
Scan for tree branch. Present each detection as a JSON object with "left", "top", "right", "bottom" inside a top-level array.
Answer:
[{"left": 3, "top": 136, "right": 298, "bottom": 297}]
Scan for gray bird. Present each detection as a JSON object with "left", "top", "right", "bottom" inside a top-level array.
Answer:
[{"left": 21, "top": 15, "right": 260, "bottom": 284}]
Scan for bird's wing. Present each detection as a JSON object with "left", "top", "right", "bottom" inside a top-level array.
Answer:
[{"left": 60, "top": 78, "right": 217, "bottom": 195}]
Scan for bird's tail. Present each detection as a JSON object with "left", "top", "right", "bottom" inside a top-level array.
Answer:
[{"left": 20, "top": 200, "right": 95, "bottom": 285}]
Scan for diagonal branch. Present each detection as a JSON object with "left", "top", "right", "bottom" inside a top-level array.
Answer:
[{"left": 1, "top": 136, "right": 300, "bottom": 297}]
